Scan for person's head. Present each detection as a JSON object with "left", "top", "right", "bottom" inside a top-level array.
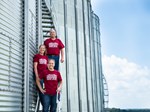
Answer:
[
  {"left": 50, "top": 29, "right": 57, "bottom": 38},
  {"left": 39, "top": 44, "right": 47, "bottom": 55},
  {"left": 48, "top": 59, "right": 55, "bottom": 70}
]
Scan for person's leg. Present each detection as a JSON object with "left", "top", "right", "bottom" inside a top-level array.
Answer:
[
  {"left": 43, "top": 94, "right": 50, "bottom": 112},
  {"left": 53, "top": 56, "right": 59, "bottom": 70},
  {"left": 50, "top": 94, "right": 57, "bottom": 112},
  {"left": 48, "top": 55, "right": 59, "bottom": 70},
  {"left": 39, "top": 79, "right": 44, "bottom": 106}
]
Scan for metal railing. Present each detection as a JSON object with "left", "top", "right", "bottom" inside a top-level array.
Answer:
[{"left": 102, "top": 74, "right": 109, "bottom": 111}]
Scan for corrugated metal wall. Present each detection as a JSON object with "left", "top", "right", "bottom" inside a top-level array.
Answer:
[
  {"left": 0, "top": 0, "right": 38, "bottom": 111},
  {"left": 0, "top": 0, "right": 24, "bottom": 111},
  {"left": 28, "top": 1, "right": 37, "bottom": 111},
  {"left": 23, "top": 0, "right": 38, "bottom": 111},
  {"left": 91, "top": 12, "right": 104, "bottom": 112}
]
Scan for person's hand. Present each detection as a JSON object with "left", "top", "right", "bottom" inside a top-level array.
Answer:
[
  {"left": 40, "top": 88, "right": 46, "bottom": 94},
  {"left": 60, "top": 58, "right": 64, "bottom": 63},
  {"left": 56, "top": 87, "right": 61, "bottom": 93}
]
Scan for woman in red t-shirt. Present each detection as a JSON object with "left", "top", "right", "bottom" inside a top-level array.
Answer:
[
  {"left": 37, "top": 59, "right": 63, "bottom": 112},
  {"left": 33, "top": 44, "right": 48, "bottom": 108},
  {"left": 44, "top": 29, "right": 65, "bottom": 70}
]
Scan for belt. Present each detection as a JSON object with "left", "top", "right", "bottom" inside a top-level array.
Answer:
[{"left": 48, "top": 54, "right": 59, "bottom": 56}]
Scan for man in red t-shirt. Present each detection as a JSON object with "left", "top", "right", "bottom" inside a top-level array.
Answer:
[
  {"left": 44, "top": 29, "right": 65, "bottom": 70},
  {"left": 37, "top": 59, "right": 63, "bottom": 112}
]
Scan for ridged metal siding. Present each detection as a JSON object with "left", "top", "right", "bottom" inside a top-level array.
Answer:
[
  {"left": 0, "top": 0, "right": 24, "bottom": 111},
  {"left": 27, "top": 0, "right": 38, "bottom": 111},
  {"left": 91, "top": 12, "right": 104, "bottom": 112}
]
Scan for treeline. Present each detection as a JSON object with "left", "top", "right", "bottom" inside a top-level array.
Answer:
[{"left": 105, "top": 108, "right": 150, "bottom": 112}]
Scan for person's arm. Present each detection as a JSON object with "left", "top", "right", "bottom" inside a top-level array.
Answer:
[
  {"left": 36, "top": 78, "right": 46, "bottom": 94},
  {"left": 34, "top": 62, "right": 40, "bottom": 80},
  {"left": 57, "top": 80, "right": 63, "bottom": 93},
  {"left": 60, "top": 48, "right": 64, "bottom": 63}
]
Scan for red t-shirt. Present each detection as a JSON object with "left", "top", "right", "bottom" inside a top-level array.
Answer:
[
  {"left": 44, "top": 38, "right": 64, "bottom": 55},
  {"left": 40, "top": 70, "right": 62, "bottom": 95},
  {"left": 33, "top": 54, "right": 48, "bottom": 76}
]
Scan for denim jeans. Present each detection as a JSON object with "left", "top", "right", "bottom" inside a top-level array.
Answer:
[
  {"left": 39, "top": 79, "right": 44, "bottom": 106},
  {"left": 48, "top": 55, "right": 59, "bottom": 70},
  {"left": 43, "top": 94, "right": 57, "bottom": 112}
]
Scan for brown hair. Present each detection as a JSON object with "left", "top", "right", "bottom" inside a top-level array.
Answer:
[{"left": 48, "top": 59, "right": 55, "bottom": 64}]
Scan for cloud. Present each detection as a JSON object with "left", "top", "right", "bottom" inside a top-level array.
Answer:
[
  {"left": 91, "top": 0, "right": 102, "bottom": 10},
  {"left": 102, "top": 55, "right": 150, "bottom": 109}
]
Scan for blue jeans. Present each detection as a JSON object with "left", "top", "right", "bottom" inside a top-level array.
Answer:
[
  {"left": 43, "top": 94, "right": 57, "bottom": 112},
  {"left": 39, "top": 79, "right": 44, "bottom": 106},
  {"left": 48, "top": 55, "right": 59, "bottom": 70}
]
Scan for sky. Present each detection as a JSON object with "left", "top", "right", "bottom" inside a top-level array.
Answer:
[{"left": 91, "top": 0, "right": 150, "bottom": 109}]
